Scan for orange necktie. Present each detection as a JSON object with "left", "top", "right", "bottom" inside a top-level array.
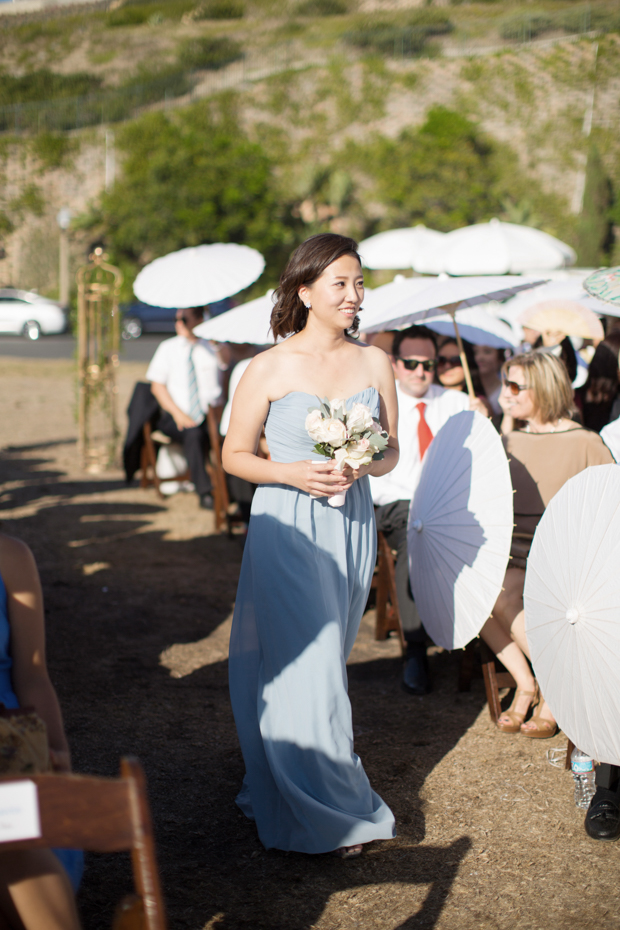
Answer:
[{"left": 416, "top": 402, "right": 433, "bottom": 460}]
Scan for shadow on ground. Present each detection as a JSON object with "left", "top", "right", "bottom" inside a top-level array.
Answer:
[{"left": 0, "top": 444, "right": 487, "bottom": 930}]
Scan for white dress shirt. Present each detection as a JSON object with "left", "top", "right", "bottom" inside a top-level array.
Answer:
[
  {"left": 370, "top": 382, "right": 470, "bottom": 506},
  {"left": 600, "top": 417, "right": 620, "bottom": 463},
  {"left": 146, "top": 335, "right": 222, "bottom": 419},
  {"left": 219, "top": 357, "right": 252, "bottom": 436}
]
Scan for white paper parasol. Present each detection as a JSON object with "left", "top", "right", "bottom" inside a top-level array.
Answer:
[
  {"left": 194, "top": 290, "right": 275, "bottom": 344},
  {"left": 363, "top": 274, "right": 545, "bottom": 397},
  {"left": 413, "top": 219, "right": 576, "bottom": 275},
  {"left": 360, "top": 275, "right": 434, "bottom": 328},
  {"left": 423, "top": 306, "right": 518, "bottom": 349},
  {"left": 501, "top": 279, "right": 611, "bottom": 325},
  {"left": 358, "top": 226, "right": 445, "bottom": 270},
  {"left": 408, "top": 410, "right": 514, "bottom": 650},
  {"left": 583, "top": 266, "right": 620, "bottom": 320},
  {"left": 133, "top": 243, "right": 265, "bottom": 309},
  {"left": 524, "top": 464, "right": 620, "bottom": 766}
]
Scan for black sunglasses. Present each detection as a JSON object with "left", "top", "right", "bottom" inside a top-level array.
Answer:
[
  {"left": 436, "top": 355, "right": 462, "bottom": 369},
  {"left": 398, "top": 358, "right": 437, "bottom": 373}
]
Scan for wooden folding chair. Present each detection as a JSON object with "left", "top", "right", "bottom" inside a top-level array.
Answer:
[
  {"left": 459, "top": 638, "right": 517, "bottom": 723},
  {"left": 0, "top": 757, "right": 166, "bottom": 930},
  {"left": 372, "top": 531, "right": 406, "bottom": 654},
  {"left": 140, "top": 421, "right": 190, "bottom": 498}
]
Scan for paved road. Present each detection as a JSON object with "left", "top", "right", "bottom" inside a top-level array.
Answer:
[{"left": 0, "top": 334, "right": 168, "bottom": 362}]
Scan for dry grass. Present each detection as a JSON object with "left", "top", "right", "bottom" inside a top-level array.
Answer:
[{"left": 0, "top": 361, "right": 619, "bottom": 930}]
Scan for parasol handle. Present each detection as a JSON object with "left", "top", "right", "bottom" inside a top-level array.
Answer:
[{"left": 444, "top": 304, "right": 475, "bottom": 400}]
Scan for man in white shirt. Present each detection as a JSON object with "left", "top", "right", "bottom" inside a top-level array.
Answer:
[
  {"left": 370, "top": 325, "right": 471, "bottom": 694},
  {"left": 146, "top": 307, "right": 222, "bottom": 509}
]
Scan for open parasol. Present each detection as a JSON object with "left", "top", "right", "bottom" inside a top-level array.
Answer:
[
  {"left": 524, "top": 464, "right": 620, "bottom": 766},
  {"left": 194, "top": 290, "right": 276, "bottom": 344},
  {"left": 358, "top": 226, "right": 445, "bottom": 270},
  {"left": 407, "top": 410, "right": 514, "bottom": 650},
  {"left": 422, "top": 305, "right": 518, "bottom": 350},
  {"left": 516, "top": 299, "right": 604, "bottom": 342},
  {"left": 133, "top": 243, "right": 265, "bottom": 309},
  {"left": 413, "top": 219, "right": 576, "bottom": 276},
  {"left": 583, "top": 266, "right": 620, "bottom": 320},
  {"left": 363, "top": 275, "right": 546, "bottom": 398}
]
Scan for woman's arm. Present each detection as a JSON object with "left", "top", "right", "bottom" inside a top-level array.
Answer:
[
  {"left": 341, "top": 346, "right": 400, "bottom": 483},
  {"left": 0, "top": 535, "right": 72, "bottom": 772},
  {"left": 222, "top": 353, "right": 351, "bottom": 497}
]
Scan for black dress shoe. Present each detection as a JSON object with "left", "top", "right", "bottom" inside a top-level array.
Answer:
[
  {"left": 200, "top": 493, "right": 214, "bottom": 510},
  {"left": 585, "top": 793, "right": 620, "bottom": 842},
  {"left": 402, "top": 647, "right": 429, "bottom": 695}
]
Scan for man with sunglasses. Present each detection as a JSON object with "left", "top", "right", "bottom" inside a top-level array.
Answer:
[
  {"left": 147, "top": 306, "right": 222, "bottom": 509},
  {"left": 370, "top": 325, "right": 474, "bottom": 695}
]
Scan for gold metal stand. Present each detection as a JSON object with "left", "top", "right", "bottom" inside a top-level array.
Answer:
[{"left": 76, "top": 248, "right": 123, "bottom": 472}]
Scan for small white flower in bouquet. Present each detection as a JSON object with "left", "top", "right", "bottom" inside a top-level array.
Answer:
[{"left": 305, "top": 398, "right": 389, "bottom": 507}]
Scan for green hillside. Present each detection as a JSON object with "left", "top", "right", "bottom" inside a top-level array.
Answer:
[{"left": 1, "top": 0, "right": 619, "bottom": 299}]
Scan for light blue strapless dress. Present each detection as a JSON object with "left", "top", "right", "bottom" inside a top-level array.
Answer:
[{"left": 229, "top": 388, "right": 396, "bottom": 853}]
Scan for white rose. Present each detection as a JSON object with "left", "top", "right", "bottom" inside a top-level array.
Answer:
[
  {"left": 305, "top": 409, "right": 325, "bottom": 442},
  {"left": 346, "top": 403, "right": 374, "bottom": 435},
  {"left": 315, "top": 417, "right": 348, "bottom": 447},
  {"left": 334, "top": 438, "right": 374, "bottom": 470}
]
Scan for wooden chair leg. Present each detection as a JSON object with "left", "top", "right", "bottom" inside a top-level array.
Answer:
[
  {"left": 458, "top": 640, "right": 476, "bottom": 692},
  {"left": 374, "top": 532, "right": 406, "bottom": 655},
  {"left": 480, "top": 640, "right": 503, "bottom": 724}
]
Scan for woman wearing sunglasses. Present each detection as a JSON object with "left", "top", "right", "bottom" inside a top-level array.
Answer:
[{"left": 480, "top": 351, "right": 613, "bottom": 737}]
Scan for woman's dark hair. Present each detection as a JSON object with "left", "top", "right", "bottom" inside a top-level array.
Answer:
[
  {"left": 270, "top": 234, "right": 362, "bottom": 340},
  {"left": 581, "top": 331, "right": 620, "bottom": 431}
]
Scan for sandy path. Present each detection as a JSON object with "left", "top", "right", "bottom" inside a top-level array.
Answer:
[{"left": 0, "top": 358, "right": 617, "bottom": 930}]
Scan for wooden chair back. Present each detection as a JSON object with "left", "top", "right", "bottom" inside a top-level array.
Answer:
[
  {"left": 140, "top": 421, "right": 191, "bottom": 498},
  {"left": 0, "top": 757, "right": 166, "bottom": 930},
  {"left": 372, "top": 531, "right": 406, "bottom": 654},
  {"left": 205, "top": 406, "right": 230, "bottom": 533}
]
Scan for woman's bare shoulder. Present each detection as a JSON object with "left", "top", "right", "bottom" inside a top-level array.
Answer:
[{"left": 0, "top": 534, "right": 36, "bottom": 582}]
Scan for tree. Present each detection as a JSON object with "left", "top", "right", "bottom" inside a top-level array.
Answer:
[
  {"left": 92, "top": 98, "right": 296, "bottom": 290},
  {"left": 346, "top": 105, "right": 567, "bottom": 236},
  {"left": 577, "top": 144, "right": 614, "bottom": 266}
]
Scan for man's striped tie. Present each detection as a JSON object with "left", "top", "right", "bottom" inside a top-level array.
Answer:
[{"left": 188, "top": 345, "right": 202, "bottom": 423}]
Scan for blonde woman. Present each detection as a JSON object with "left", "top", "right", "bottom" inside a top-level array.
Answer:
[{"left": 481, "top": 352, "right": 613, "bottom": 737}]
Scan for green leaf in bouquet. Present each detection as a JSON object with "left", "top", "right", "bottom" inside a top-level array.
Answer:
[{"left": 372, "top": 450, "right": 385, "bottom": 462}]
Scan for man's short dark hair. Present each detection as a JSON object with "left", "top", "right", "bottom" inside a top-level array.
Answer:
[{"left": 392, "top": 325, "right": 438, "bottom": 358}]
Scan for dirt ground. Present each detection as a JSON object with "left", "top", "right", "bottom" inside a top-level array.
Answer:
[{"left": 0, "top": 356, "right": 619, "bottom": 930}]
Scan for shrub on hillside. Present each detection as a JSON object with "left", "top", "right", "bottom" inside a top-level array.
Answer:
[
  {"left": 107, "top": 5, "right": 151, "bottom": 26},
  {"left": 0, "top": 70, "right": 103, "bottom": 106},
  {"left": 191, "top": 0, "right": 245, "bottom": 19},
  {"left": 178, "top": 35, "right": 243, "bottom": 69},
  {"left": 500, "top": 14, "right": 553, "bottom": 41},
  {"left": 344, "top": 12, "right": 452, "bottom": 57},
  {"left": 296, "top": 0, "right": 348, "bottom": 15}
]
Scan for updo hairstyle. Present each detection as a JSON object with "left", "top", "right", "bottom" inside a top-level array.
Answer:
[
  {"left": 270, "top": 233, "right": 362, "bottom": 341},
  {"left": 503, "top": 351, "right": 575, "bottom": 424}
]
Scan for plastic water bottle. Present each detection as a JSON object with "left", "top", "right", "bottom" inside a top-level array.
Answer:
[{"left": 571, "top": 747, "right": 596, "bottom": 809}]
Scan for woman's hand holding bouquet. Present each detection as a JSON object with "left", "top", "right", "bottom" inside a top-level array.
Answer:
[{"left": 304, "top": 398, "right": 389, "bottom": 507}]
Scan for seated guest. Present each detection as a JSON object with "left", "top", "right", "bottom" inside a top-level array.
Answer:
[
  {"left": 370, "top": 326, "right": 484, "bottom": 695},
  {"left": 586, "top": 763, "right": 620, "bottom": 842},
  {"left": 473, "top": 344, "right": 504, "bottom": 418},
  {"left": 0, "top": 532, "right": 82, "bottom": 930},
  {"left": 481, "top": 352, "right": 613, "bottom": 737},
  {"left": 147, "top": 307, "right": 222, "bottom": 510},
  {"left": 578, "top": 331, "right": 620, "bottom": 433}
]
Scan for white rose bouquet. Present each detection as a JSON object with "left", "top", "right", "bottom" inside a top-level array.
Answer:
[{"left": 305, "top": 398, "right": 389, "bottom": 507}]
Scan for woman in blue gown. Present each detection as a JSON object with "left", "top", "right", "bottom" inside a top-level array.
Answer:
[{"left": 223, "top": 234, "right": 399, "bottom": 857}]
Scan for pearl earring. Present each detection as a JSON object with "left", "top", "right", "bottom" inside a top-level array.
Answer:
[{"left": 305, "top": 303, "right": 311, "bottom": 309}]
